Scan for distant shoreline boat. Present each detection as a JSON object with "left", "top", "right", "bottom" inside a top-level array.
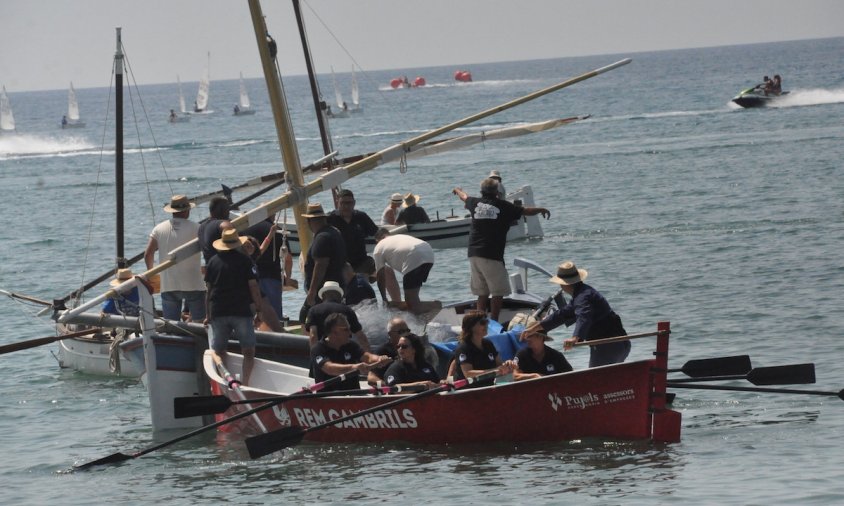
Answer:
[
  {"left": 169, "top": 75, "right": 190, "bottom": 123},
  {"left": 191, "top": 52, "right": 212, "bottom": 114},
  {"left": 62, "top": 82, "right": 86, "bottom": 129},
  {"left": 0, "top": 85, "right": 15, "bottom": 133},
  {"left": 233, "top": 72, "right": 256, "bottom": 116}
]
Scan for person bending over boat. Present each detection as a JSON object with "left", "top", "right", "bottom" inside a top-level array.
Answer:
[
  {"left": 310, "top": 313, "right": 391, "bottom": 392},
  {"left": 513, "top": 322, "right": 572, "bottom": 381},
  {"left": 523, "top": 261, "right": 629, "bottom": 368},
  {"left": 450, "top": 310, "right": 515, "bottom": 388},
  {"left": 305, "top": 281, "right": 370, "bottom": 351},
  {"left": 372, "top": 228, "right": 435, "bottom": 314},
  {"left": 383, "top": 333, "right": 441, "bottom": 390},
  {"left": 452, "top": 178, "right": 551, "bottom": 322},
  {"left": 204, "top": 228, "right": 264, "bottom": 385},
  {"left": 381, "top": 193, "right": 403, "bottom": 225},
  {"left": 367, "top": 317, "right": 411, "bottom": 383}
]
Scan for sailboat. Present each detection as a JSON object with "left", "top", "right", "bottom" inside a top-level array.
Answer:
[
  {"left": 0, "top": 86, "right": 15, "bottom": 134},
  {"left": 350, "top": 66, "right": 362, "bottom": 113},
  {"left": 233, "top": 72, "right": 256, "bottom": 116},
  {"left": 192, "top": 52, "right": 212, "bottom": 114},
  {"left": 169, "top": 75, "right": 190, "bottom": 123},
  {"left": 62, "top": 82, "right": 86, "bottom": 129},
  {"left": 327, "top": 66, "right": 349, "bottom": 118}
]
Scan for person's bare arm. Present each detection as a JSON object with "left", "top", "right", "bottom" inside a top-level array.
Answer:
[{"left": 143, "top": 237, "right": 158, "bottom": 270}]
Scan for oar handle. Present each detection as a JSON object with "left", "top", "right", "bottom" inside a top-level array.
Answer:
[
  {"left": 571, "top": 329, "right": 666, "bottom": 348},
  {"left": 0, "top": 327, "right": 103, "bottom": 355}
]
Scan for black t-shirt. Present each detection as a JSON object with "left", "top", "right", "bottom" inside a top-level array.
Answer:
[
  {"left": 453, "top": 338, "right": 499, "bottom": 387},
  {"left": 464, "top": 196, "right": 524, "bottom": 261},
  {"left": 396, "top": 205, "right": 430, "bottom": 225},
  {"left": 310, "top": 339, "right": 365, "bottom": 392},
  {"left": 383, "top": 360, "right": 440, "bottom": 386},
  {"left": 304, "top": 225, "right": 347, "bottom": 291},
  {"left": 304, "top": 301, "right": 363, "bottom": 340},
  {"left": 327, "top": 210, "right": 378, "bottom": 266},
  {"left": 344, "top": 273, "right": 376, "bottom": 306},
  {"left": 514, "top": 346, "right": 572, "bottom": 376},
  {"left": 204, "top": 250, "right": 257, "bottom": 317},
  {"left": 198, "top": 219, "right": 227, "bottom": 264},
  {"left": 244, "top": 219, "right": 282, "bottom": 281}
]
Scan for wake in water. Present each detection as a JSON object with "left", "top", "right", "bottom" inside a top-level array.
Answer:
[
  {"left": 768, "top": 87, "right": 844, "bottom": 108},
  {"left": 377, "top": 78, "right": 538, "bottom": 92},
  {"left": 0, "top": 134, "right": 96, "bottom": 160}
]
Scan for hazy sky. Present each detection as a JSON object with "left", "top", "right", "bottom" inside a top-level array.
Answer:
[{"left": 2, "top": 0, "right": 843, "bottom": 92}]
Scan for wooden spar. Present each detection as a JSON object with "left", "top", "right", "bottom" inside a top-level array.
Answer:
[{"left": 247, "top": 0, "right": 312, "bottom": 254}]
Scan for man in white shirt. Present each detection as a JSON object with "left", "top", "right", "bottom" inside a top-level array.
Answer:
[
  {"left": 143, "top": 195, "right": 206, "bottom": 321},
  {"left": 372, "top": 228, "right": 435, "bottom": 313}
]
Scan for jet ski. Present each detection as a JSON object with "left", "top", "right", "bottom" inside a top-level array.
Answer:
[{"left": 732, "top": 85, "right": 789, "bottom": 108}]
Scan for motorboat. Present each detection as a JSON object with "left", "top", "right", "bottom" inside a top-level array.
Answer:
[{"left": 732, "top": 86, "right": 789, "bottom": 108}]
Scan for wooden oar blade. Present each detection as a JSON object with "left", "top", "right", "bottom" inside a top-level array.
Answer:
[
  {"left": 174, "top": 395, "right": 233, "bottom": 418},
  {"left": 678, "top": 355, "right": 752, "bottom": 378},
  {"left": 747, "top": 363, "right": 815, "bottom": 386},
  {"left": 246, "top": 426, "right": 305, "bottom": 459},
  {"left": 73, "top": 452, "right": 134, "bottom": 471}
]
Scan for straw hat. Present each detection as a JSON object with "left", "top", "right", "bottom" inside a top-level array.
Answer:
[
  {"left": 488, "top": 170, "right": 502, "bottom": 181},
  {"left": 402, "top": 193, "right": 421, "bottom": 207},
  {"left": 163, "top": 195, "right": 195, "bottom": 213},
  {"left": 301, "top": 203, "right": 327, "bottom": 219},
  {"left": 212, "top": 228, "right": 249, "bottom": 251},
  {"left": 318, "top": 280, "right": 344, "bottom": 299},
  {"left": 549, "top": 261, "right": 588, "bottom": 286},
  {"left": 110, "top": 268, "right": 134, "bottom": 287},
  {"left": 390, "top": 193, "right": 403, "bottom": 203}
]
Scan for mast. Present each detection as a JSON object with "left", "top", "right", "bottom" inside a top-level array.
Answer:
[
  {"left": 114, "top": 28, "right": 126, "bottom": 268},
  {"left": 292, "top": 0, "right": 334, "bottom": 163},
  {"left": 247, "top": 0, "right": 312, "bottom": 252}
]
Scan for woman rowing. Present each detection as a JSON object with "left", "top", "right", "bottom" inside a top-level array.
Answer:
[
  {"left": 383, "top": 333, "right": 441, "bottom": 390},
  {"left": 450, "top": 310, "right": 514, "bottom": 387}
]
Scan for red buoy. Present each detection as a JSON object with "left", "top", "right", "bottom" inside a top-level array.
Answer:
[
  {"left": 454, "top": 70, "right": 472, "bottom": 82},
  {"left": 413, "top": 76, "right": 426, "bottom": 87},
  {"left": 390, "top": 78, "right": 402, "bottom": 89}
]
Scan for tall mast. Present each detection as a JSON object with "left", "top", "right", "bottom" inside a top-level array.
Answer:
[
  {"left": 247, "top": 0, "right": 312, "bottom": 252},
  {"left": 292, "top": 0, "right": 334, "bottom": 163},
  {"left": 114, "top": 27, "right": 126, "bottom": 268}
]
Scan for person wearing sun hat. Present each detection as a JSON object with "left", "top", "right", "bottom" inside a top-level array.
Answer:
[
  {"left": 395, "top": 192, "right": 430, "bottom": 226},
  {"left": 522, "top": 261, "right": 630, "bottom": 368},
  {"left": 204, "top": 228, "right": 264, "bottom": 385},
  {"left": 487, "top": 170, "right": 506, "bottom": 198},
  {"left": 101, "top": 268, "right": 140, "bottom": 317},
  {"left": 143, "top": 194, "right": 206, "bottom": 322},
  {"left": 301, "top": 202, "right": 347, "bottom": 322},
  {"left": 381, "top": 193, "right": 404, "bottom": 225},
  {"left": 304, "top": 280, "right": 370, "bottom": 351},
  {"left": 512, "top": 314, "right": 572, "bottom": 381}
]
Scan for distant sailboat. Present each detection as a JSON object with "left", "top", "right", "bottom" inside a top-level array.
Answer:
[
  {"left": 62, "top": 82, "right": 86, "bottom": 129},
  {"left": 169, "top": 75, "right": 190, "bottom": 123},
  {"left": 0, "top": 85, "right": 15, "bottom": 133},
  {"left": 193, "top": 52, "right": 212, "bottom": 113},
  {"left": 350, "top": 67, "right": 362, "bottom": 113},
  {"left": 233, "top": 72, "right": 256, "bottom": 116},
  {"left": 328, "top": 66, "right": 349, "bottom": 118}
]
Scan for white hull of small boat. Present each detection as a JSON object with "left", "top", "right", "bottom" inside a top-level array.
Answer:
[{"left": 57, "top": 332, "right": 142, "bottom": 377}]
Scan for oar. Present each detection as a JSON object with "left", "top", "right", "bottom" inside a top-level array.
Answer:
[
  {"left": 174, "top": 383, "right": 426, "bottom": 418},
  {"left": 569, "top": 330, "right": 665, "bottom": 349},
  {"left": 72, "top": 371, "right": 358, "bottom": 471},
  {"left": 666, "top": 382, "right": 844, "bottom": 401},
  {"left": 245, "top": 370, "right": 498, "bottom": 459},
  {"left": 0, "top": 328, "right": 102, "bottom": 356},
  {"left": 667, "top": 355, "right": 752, "bottom": 378},
  {"left": 668, "top": 363, "right": 815, "bottom": 386}
]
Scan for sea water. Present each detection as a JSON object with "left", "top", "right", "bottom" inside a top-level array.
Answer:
[{"left": 1, "top": 37, "right": 844, "bottom": 504}]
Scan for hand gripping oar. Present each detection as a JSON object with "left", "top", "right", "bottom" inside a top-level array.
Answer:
[
  {"left": 668, "top": 363, "right": 815, "bottom": 386},
  {"left": 0, "top": 328, "right": 102, "bottom": 356},
  {"left": 245, "top": 370, "right": 499, "bottom": 459},
  {"left": 174, "top": 383, "right": 426, "bottom": 418},
  {"left": 72, "top": 371, "right": 359, "bottom": 471},
  {"left": 667, "top": 355, "right": 752, "bottom": 378},
  {"left": 666, "top": 382, "right": 844, "bottom": 401}
]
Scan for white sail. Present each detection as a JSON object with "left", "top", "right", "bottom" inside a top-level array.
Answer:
[
  {"left": 195, "top": 52, "right": 210, "bottom": 112},
  {"left": 0, "top": 86, "right": 14, "bottom": 131},
  {"left": 239, "top": 72, "right": 251, "bottom": 109},
  {"left": 331, "top": 66, "right": 344, "bottom": 110},
  {"left": 177, "top": 75, "right": 187, "bottom": 113},
  {"left": 351, "top": 67, "right": 360, "bottom": 107},
  {"left": 67, "top": 82, "right": 81, "bottom": 121}
]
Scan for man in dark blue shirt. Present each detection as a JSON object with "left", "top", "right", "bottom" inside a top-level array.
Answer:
[
  {"left": 301, "top": 202, "right": 347, "bottom": 322},
  {"left": 327, "top": 189, "right": 378, "bottom": 275},
  {"left": 523, "top": 261, "right": 629, "bottom": 367}
]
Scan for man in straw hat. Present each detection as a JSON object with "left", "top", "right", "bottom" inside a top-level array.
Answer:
[
  {"left": 204, "top": 228, "right": 264, "bottom": 385},
  {"left": 512, "top": 314, "right": 572, "bottom": 381},
  {"left": 381, "top": 193, "right": 403, "bottom": 225},
  {"left": 101, "top": 268, "right": 140, "bottom": 317},
  {"left": 144, "top": 195, "right": 206, "bottom": 322},
  {"left": 452, "top": 178, "right": 550, "bottom": 322},
  {"left": 395, "top": 192, "right": 430, "bottom": 226},
  {"left": 328, "top": 189, "right": 378, "bottom": 276},
  {"left": 301, "top": 202, "right": 347, "bottom": 322},
  {"left": 522, "top": 261, "right": 630, "bottom": 368},
  {"left": 487, "top": 170, "right": 506, "bottom": 199},
  {"left": 304, "top": 280, "right": 370, "bottom": 350},
  {"left": 198, "top": 196, "right": 233, "bottom": 264}
]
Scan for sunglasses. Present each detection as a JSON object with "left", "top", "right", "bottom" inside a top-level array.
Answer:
[
  {"left": 391, "top": 328, "right": 411, "bottom": 335},
  {"left": 397, "top": 344, "right": 411, "bottom": 350}
]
